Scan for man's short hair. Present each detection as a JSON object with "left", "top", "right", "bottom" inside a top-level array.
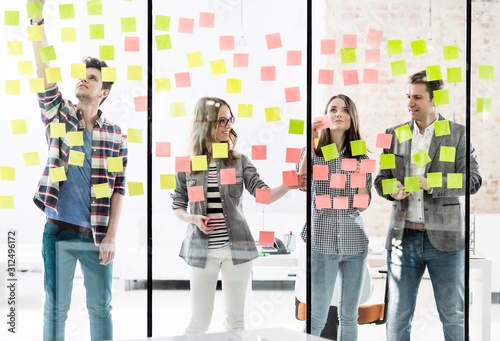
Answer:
[
  {"left": 408, "top": 70, "right": 444, "bottom": 100},
  {"left": 83, "top": 56, "right": 114, "bottom": 91}
]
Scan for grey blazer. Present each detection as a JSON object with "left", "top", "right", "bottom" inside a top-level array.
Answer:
[{"left": 374, "top": 115, "right": 482, "bottom": 251}]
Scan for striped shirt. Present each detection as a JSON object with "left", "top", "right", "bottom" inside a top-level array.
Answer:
[{"left": 206, "top": 163, "right": 229, "bottom": 248}]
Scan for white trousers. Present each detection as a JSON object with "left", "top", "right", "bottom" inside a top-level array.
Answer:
[{"left": 185, "top": 245, "right": 252, "bottom": 334}]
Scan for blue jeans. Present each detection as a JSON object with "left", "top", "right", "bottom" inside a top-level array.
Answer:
[
  {"left": 386, "top": 229, "right": 465, "bottom": 341},
  {"left": 42, "top": 221, "right": 113, "bottom": 341},
  {"left": 310, "top": 249, "right": 368, "bottom": 340}
]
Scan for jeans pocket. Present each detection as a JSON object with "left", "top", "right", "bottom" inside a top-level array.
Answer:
[{"left": 44, "top": 221, "right": 64, "bottom": 237}]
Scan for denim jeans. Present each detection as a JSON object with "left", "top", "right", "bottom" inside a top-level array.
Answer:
[
  {"left": 310, "top": 249, "right": 368, "bottom": 340},
  {"left": 42, "top": 221, "right": 113, "bottom": 341},
  {"left": 386, "top": 229, "right": 465, "bottom": 341}
]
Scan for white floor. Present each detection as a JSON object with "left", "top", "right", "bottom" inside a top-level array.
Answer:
[{"left": 0, "top": 271, "right": 498, "bottom": 340}]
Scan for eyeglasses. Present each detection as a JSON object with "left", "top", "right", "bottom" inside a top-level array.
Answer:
[{"left": 217, "top": 117, "right": 235, "bottom": 127}]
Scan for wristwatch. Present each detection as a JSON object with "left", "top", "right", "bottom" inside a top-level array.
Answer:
[{"left": 30, "top": 18, "right": 45, "bottom": 26}]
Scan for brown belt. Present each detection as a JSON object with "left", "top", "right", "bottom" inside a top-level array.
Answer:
[
  {"left": 405, "top": 222, "right": 426, "bottom": 231},
  {"left": 47, "top": 218, "right": 91, "bottom": 233}
]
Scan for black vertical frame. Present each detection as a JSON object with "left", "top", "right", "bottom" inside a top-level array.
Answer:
[{"left": 147, "top": 0, "right": 153, "bottom": 337}]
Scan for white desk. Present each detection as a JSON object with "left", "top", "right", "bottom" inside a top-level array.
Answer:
[{"left": 470, "top": 257, "right": 492, "bottom": 341}]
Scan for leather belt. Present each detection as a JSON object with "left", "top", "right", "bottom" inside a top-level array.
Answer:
[
  {"left": 47, "top": 218, "right": 91, "bottom": 233},
  {"left": 405, "top": 221, "right": 426, "bottom": 231}
]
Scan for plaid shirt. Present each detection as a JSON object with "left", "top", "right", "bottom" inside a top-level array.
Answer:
[
  {"left": 301, "top": 148, "right": 372, "bottom": 255},
  {"left": 33, "top": 86, "right": 128, "bottom": 245}
]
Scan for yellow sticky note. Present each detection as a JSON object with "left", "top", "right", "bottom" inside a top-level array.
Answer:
[
  {"left": 382, "top": 178, "right": 398, "bottom": 195},
  {"left": 380, "top": 154, "right": 396, "bottom": 170},
  {"left": 49, "top": 123, "right": 66, "bottom": 137},
  {"left": 427, "top": 172, "right": 443, "bottom": 188},
  {"left": 210, "top": 59, "right": 226, "bottom": 75},
  {"left": 68, "top": 150, "right": 85, "bottom": 167},
  {"left": 29, "top": 78, "right": 45, "bottom": 93},
  {"left": 107, "top": 157, "right": 123, "bottom": 172},
  {"left": 67, "top": 131, "right": 84, "bottom": 146},
  {"left": 71, "top": 64, "right": 86, "bottom": 79},
  {"left": 391, "top": 60, "right": 407, "bottom": 76},
  {"left": 226, "top": 78, "right": 242, "bottom": 94},
  {"left": 433, "top": 89, "right": 449, "bottom": 106},
  {"left": 4, "top": 11, "right": 20, "bottom": 26},
  {"left": 49, "top": 167, "right": 67, "bottom": 182},
  {"left": 154, "top": 15, "right": 171, "bottom": 31},
  {"left": 11, "top": 120, "right": 27, "bottom": 135},
  {"left": 61, "top": 27, "right": 77, "bottom": 42},
  {"left": 410, "top": 39, "right": 427, "bottom": 56},
  {"left": 192, "top": 155, "right": 208, "bottom": 171},
  {"left": 5, "top": 80, "right": 21, "bottom": 95},
  {"left": 128, "top": 182, "right": 144, "bottom": 196},
  {"left": 412, "top": 149, "right": 431, "bottom": 168},
  {"left": 27, "top": 26, "right": 43, "bottom": 42},
  {"left": 447, "top": 173, "right": 462, "bottom": 189},
  {"left": 23, "top": 152, "right": 40, "bottom": 167},
  {"left": 404, "top": 176, "right": 420, "bottom": 193},
  {"left": 127, "top": 128, "right": 142, "bottom": 144},
  {"left": 476, "top": 98, "right": 492, "bottom": 114},
  {"left": 213, "top": 143, "right": 228, "bottom": 158},
  {"left": 59, "top": 4, "right": 75, "bottom": 19},
  {"left": 439, "top": 146, "right": 456, "bottom": 162},
  {"left": 434, "top": 120, "right": 450, "bottom": 136},
  {"left": 89, "top": 24, "right": 105, "bottom": 39},
  {"left": 27, "top": 2, "right": 43, "bottom": 18},
  {"left": 0, "top": 166, "right": 16, "bottom": 180},
  {"left": 387, "top": 40, "right": 403, "bottom": 55},
  {"left": 447, "top": 67, "right": 462, "bottom": 83},
  {"left": 18, "top": 61, "right": 34, "bottom": 76},
  {"left": 426, "top": 65, "right": 442, "bottom": 81},
  {"left": 340, "top": 48, "right": 356, "bottom": 63},
  {"left": 155, "top": 34, "right": 172, "bottom": 51},
  {"left": 0, "top": 196, "right": 15, "bottom": 209},
  {"left": 121, "top": 17, "right": 137, "bottom": 33},
  {"left": 443, "top": 45, "right": 459, "bottom": 60},
  {"left": 395, "top": 124, "right": 413, "bottom": 143},
  {"left": 155, "top": 78, "right": 171, "bottom": 92},
  {"left": 265, "top": 107, "right": 281, "bottom": 122},
  {"left": 8, "top": 41, "right": 23, "bottom": 56},
  {"left": 171, "top": 102, "right": 186, "bottom": 118},
  {"left": 87, "top": 1, "right": 103, "bottom": 15},
  {"left": 238, "top": 104, "right": 253, "bottom": 118},
  {"left": 321, "top": 143, "right": 339, "bottom": 162},
  {"left": 99, "top": 45, "right": 115, "bottom": 61},
  {"left": 478, "top": 65, "right": 494, "bottom": 80},
  {"left": 94, "top": 183, "right": 111, "bottom": 199},
  {"left": 187, "top": 52, "right": 203, "bottom": 68},
  {"left": 39, "top": 46, "right": 57, "bottom": 63},
  {"left": 127, "top": 65, "right": 142, "bottom": 81},
  {"left": 101, "top": 67, "right": 117, "bottom": 82},
  {"left": 46, "top": 67, "right": 63, "bottom": 84},
  {"left": 160, "top": 174, "right": 175, "bottom": 190}
]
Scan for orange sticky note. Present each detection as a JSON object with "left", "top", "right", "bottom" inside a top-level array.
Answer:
[
  {"left": 124, "top": 37, "right": 140, "bottom": 52},
  {"left": 376, "top": 133, "right": 393, "bottom": 149},
  {"left": 255, "top": 188, "right": 271, "bottom": 204},
  {"left": 313, "top": 165, "right": 329, "bottom": 181},
  {"left": 313, "top": 115, "right": 330, "bottom": 130},
  {"left": 175, "top": 156, "right": 191, "bottom": 172},
  {"left": 315, "top": 195, "right": 331, "bottom": 209},
  {"left": 330, "top": 173, "right": 346, "bottom": 189},
  {"left": 252, "top": 145, "right": 267, "bottom": 160},
  {"left": 342, "top": 34, "right": 357, "bottom": 48},
  {"left": 343, "top": 70, "right": 359, "bottom": 86},
  {"left": 199, "top": 12, "right": 215, "bottom": 28},
  {"left": 259, "top": 231, "right": 275, "bottom": 246},
  {"left": 350, "top": 173, "right": 366, "bottom": 188},
  {"left": 363, "top": 69, "right": 379, "bottom": 84},
  {"left": 285, "top": 148, "right": 302, "bottom": 163},
  {"left": 265, "top": 32, "right": 282, "bottom": 49},
  {"left": 178, "top": 18, "right": 194, "bottom": 34},
  {"left": 333, "top": 197, "right": 349, "bottom": 209},
  {"left": 233, "top": 53, "right": 249, "bottom": 67},
  {"left": 220, "top": 168, "right": 236, "bottom": 185},
  {"left": 156, "top": 142, "right": 171, "bottom": 157},
  {"left": 365, "top": 49, "right": 381, "bottom": 63},
  {"left": 261, "top": 66, "right": 276, "bottom": 81},
  {"left": 353, "top": 194, "right": 369, "bottom": 209},
  {"left": 134, "top": 96, "right": 148, "bottom": 112},
  {"left": 175, "top": 72, "right": 191, "bottom": 88},
  {"left": 367, "top": 29, "right": 383, "bottom": 46},
  {"left": 285, "top": 86, "right": 300, "bottom": 103},
  {"left": 220, "top": 35, "right": 235, "bottom": 50},
  {"left": 287, "top": 50, "right": 302, "bottom": 65},
  {"left": 320, "top": 39, "right": 336, "bottom": 54},
  {"left": 318, "top": 69, "right": 334, "bottom": 85},
  {"left": 360, "top": 159, "right": 376, "bottom": 174},
  {"left": 188, "top": 185, "right": 205, "bottom": 202},
  {"left": 341, "top": 158, "right": 357, "bottom": 171},
  {"left": 282, "top": 170, "right": 299, "bottom": 186}
]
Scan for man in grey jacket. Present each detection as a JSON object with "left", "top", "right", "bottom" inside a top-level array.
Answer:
[{"left": 374, "top": 70, "right": 481, "bottom": 341}]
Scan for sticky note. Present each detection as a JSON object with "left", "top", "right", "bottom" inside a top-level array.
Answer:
[
  {"left": 128, "top": 182, "right": 144, "bottom": 196},
  {"left": 318, "top": 69, "right": 334, "bottom": 85},
  {"left": 259, "top": 231, "right": 275, "bottom": 246},
  {"left": 439, "top": 146, "right": 456, "bottom": 162},
  {"left": 447, "top": 67, "right": 462, "bottom": 83},
  {"left": 27, "top": 26, "right": 43, "bottom": 42},
  {"left": 427, "top": 172, "right": 443, "bottom": 188},
  {"left": 188, "top": 186, "right": 205, "bottom": 202},
  {"left": 313, "top": 165, "right": 329, "bottom": 181},
  {"left": 395, "top": 124, "right": 413, "bottom": 143},
  {"left": 340, "top": 48, "right": 356, "bottom": 63},
  {"left": 252, "top": 145, "right": 267, "bottom": 160},
  {"left": 380, "top": 154, "right": 396, "bottom": 170},
  {"left": 187, "top": 52, "right": 203, "bottom": 68},
  {"left": 365, "top": 49, "right": 380, "bottom": 63},
  {"left": 350, "top": 173, "right": 366, "bottom": 188},
  {"left": 265, "top": 33, "right": 282, "bottom": 49},
  {"left": 426, "top": 65, "right": 442, "bottom": 81},
  {"left": 70, "top": 63, "right": 86, "bottom": 79},
  {"left": 121, "top": 17, "right": 137, "bottom": 33},
  {"left": 0, "top": 196, "right": 14, "bottom": 209},
  {"left": 289, "top": 119, "right": 304, "bottom": 135},
  {"left": 100, "top": 67, "right": 116, "bottom": 82},
  {"left": 99, "top": 46, "right": 115, "bottom": 61},
  {"left": 287, "top": 50, "right": 302, "bottom": 65},
  {"left": 255, "top": 188, "right": 271, "bottom": 204},
  {"left": 404, "top": 176, "right": 420, "bottom": 193},
  {"left": 107, "top": 157, "right": 124, "bottom": 172},
  {"left": 366, "top": 29, "right": 383, "bottom": 46},
  {"left": 29, "top": 78, "right": 45, "bottom": 93},
  {"left": 265, "top": 107, "right": 281, "bottom": 122},
  {"left": 226, "top": 78, "right": 241, "bottom": 93},
  {"left": 382, "top": 178, "right": 398, "bottom": 195},
  {"left": 387, "top": 40, "right": 403, "bottom": 55},
  {"left": 46, "top": 67, "right": 62, "bottom": 84},
  {"left": 213, "top": 143, "right": 228, "bottom": 158},
  {"left": 11, "top": 120, "right": 27, "bottom": 135},
  {"left": 7, "top": 41, "right": 23, "bottom": 56},
  {"left": 478, "top": 65, "right": 494, "bottom": 80},
  {"left": 220, "top": 168, "right": 236, "bottom": 185},
  {"left": 476, "top": 98, "right": 492, "bottom": 113},
  {"left": 87, "top": 0, "right": 103, "bottom": 15},
  {"left": 155, "top": 34, "right": 172, "bottom": 50},
  {"left": 61, "top": 27, "right": 77, "bottom": 42},
  {"left": 210, "top": 59, "right": 226, "bottom": 75},
  {"left": 376, "top": 133, "right": 392, "bottom": 149},
  {"left": 154, "top": 15, "right": 171, "bottom": 31},
  {"left": 285, "top": 148, "right": 302, "bottom": 163},
  {"left": 434, "top": 120, "right": 450, "bottom": 136},
  {"left": 127, "top": 128, "right": 142, "bottom": 144},
  {"left": 321, "top": 143, "right": 339, "bottom": 162},
  {"left": 50, "top": 123, "right": 66, "bottom": 138},
  {"left": 433, "top": 89, "right": 450, "bottom": 106},
  {"left": 199, "top": 12, "right": 215, "bottom": 28},
  {"left": 350, "top": 140, "right": 367, "bottom": 156},
  {"left": 133, "top": 96, "right": 147, "bottom": 112},
  {"left": 18, "top": 61, "right": 34, "bottom": 76},
  {"left": 170, "top": 102, "right": 186, "bottom": 117},
  {"left": 220, "top": 35, "right": 235, "bottom": 50},
  {"left": 315, "top": 195, "right": 331, "bottom": 209},
  {"left": 124, "top": 36, "right": 140, "bottom": 52},
  {"left": 68, "top": 150, "right": 85, "bottom": 167},
  {"left": 261, "top": 66, "right": 276, "bottom": 81},
  {"left": 360, "top": 159, "right": 376, "bottom": 173},
  {"left": 5, "top": 11, "right": 20, "bottom": 26},
  {"left": 283, "top": 170, "right": 299, "bottom": 186},
  {"left": 192, "top": 155, "right": 208, "bottom": 171},
  {"left": 59, "top": 4, "right": 75, "bottom": 19},
  {"left": 67, "top": 131, "right": 84, "bottom": 146},
  {"left": 5, "top": 80, "right": 20, "bottom": 95},
  {"left": 155, "top": 142, "right": 171, "bottom": 157},
  {"left": 342, "top": 34, "right": 357, "bottom": 48},
  {"left": 412, "top": 149, "right": 431, "bottom": 168},
  {"left": 320, "top": 39, "right": 336, "bottom": 54},
  {"left": 341, "top": 158, "right": 357, "bottom": 171},
  {"left": 410, "top": 39, "right": 427, "bottom": 56},
  {"left": 353, "top": 194, "right": 369, "bottom": 209},
  {"left": 363, "top": 69, "right": 379, "bottom": 84},
  {"left": 443, "top": 45, "right": 459, "bottom": 60},
  {"left": 178, "top": 18, "right": 194, "bottom": 34},
  {"left": 89, "top": 24, "right": 105, "bottom": 39},
  {"left": 333, "top": 197, "right": 349, "bottom": 209},
  {"left": 49, "top": 167, "right": 67, "bottom": 182},
  {"left": 447, "top": 173, "right": 463, "bottom": 189},
  {"left": 159, "top": 174, "right": 175, "bottom": 190},
  {"left": 314, "top": 115, "right": 330, "bottom": 130},
  {"left": 23, "top": 152, "right": 40, "bottom": 167},
  {"left": 0, "top": 166, "right": 15, "bottom": 181},
  {"left": 330, "top": 173, "right": 346, "bottom": 189},
  {"left": 234, "top": 53, "right": 249, "bottom": 67},
  {"left": 127, "top": 65, "right": 143, "bottom": 81},
  {"left": 175, "top": 72, "right": 191, "bottom": 88},
  {"left": 237, "top": 103, "right": 253, "bottom": 118},
  {"left": 27, "top": 2, "right": 43, "bottom": 18},
  {"left": 343, "top": 70, "right": 359, "bottom": 86},
  {"left": 175, "top": 156, "right": 191, "bottom": 172},
  {"left": 391, "top": 60, "right": 407, "bottom": 76},
  {"left": 155, "top": 78, "right": 171, "bottom": 92},
  {"left": 285, "top": 86, "right": 301, "bottom": 103}
]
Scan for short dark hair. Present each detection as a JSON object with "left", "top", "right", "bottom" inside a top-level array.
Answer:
[
  {"left": 408, "top": 70, "right": 444, "bottom": 100},
  {"left": 83, "top": 56, "right": 113, "bottom": 105}
]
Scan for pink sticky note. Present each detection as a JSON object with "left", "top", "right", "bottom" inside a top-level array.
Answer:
[
  {"left": 342, "top": 34, "right": 357, "bottom": 48},
  {"left": 313, "top": 165, "right": 329, "bottom": 181},
  {"left": 265, "top": 32, "right": 282, "bottom": 49},
  {"left": 285, "top": 86, "right": 300, "bottom": 103},
  {"left": 360, "top": 159, "right": 376, "bottom": 174},
  {"left": 199, "top": 12, "right": 215, "bottom": 28},
  {"left": 259, "top": 231, "right": 275, "bottom": 246},
  {"left": 343, "top": 70, "right": 359, "bottom": 86},
  {"left": 313, "top": 115, "right": 330, "bottom": 130},
  {"left": 175, "top": 72, "right": 191, "bottom": 88},
  {"left": 376, "top": 133, "right": 393, "bottom": 149},
  {"left": 175, "top": 156, "right": 191, "bottom": 172},
  {"left": 188, "top": 185, "right": 204, "bottom": 202},
  {"left": 363, "top": 69, "right": 379, "bottom": 84},
  {"left": 367, "top": 29, "right": 383, "bottom": 46},
  {"left": 315, "top": 195, "right": 331, "bottom": 209},
  {"left": 256, "top": 188, "right": 271, "bottom": 204},
  {"left": 124, "top": 36, "right": 140, "bottom": 52},
  {"left": 156, "top": 142, "right": 171, "bottom": 157},
  {"left": 252, "top": 145, "right": 267, "bottom": 160},
  {"left": 330, "top": 173, "right": 346, "bottom": 189},
  {"left": 333, "top": 196, "right": 349, "bottom": 209},
  {"left": 350, "top": 173, "right": 366, "bottom": 188},
  {"left": 178, "top": 18, "right": 194, "bottom": 34},
  {"left": 365, "top": 49, "right": 380, "bottom": 63},
  {"left": 318, "top": 69, "right": 334, "bottom": 85},
  {"left": 353, "top": 193, "right": 369, "bottom": 208},
  {"left": 320, "top": 39, "right": 336, "bottom": 54},
  {"left": 220, "top": 35, "right": 235, "bottom": 50},
  {"left": 233, "top": 53, "right": 249, "bottom": 67},
  {"left": 341, "top": 158, "right": 357, "bottom": 171},
  {"left": 134, "top": 96, "right": 148, "bottom": 112},
  {"left": 287, "top": 50, "right": 302, "bottom": 65},
  {"left": 261, "top": 66, "right": 276, "bottom": 81},
  {"left": 285, "top": 148, "right": 302, "bottom": 163},
  {"left": 282, "top": 170, "right": 299, "bottom": 186},
  {"left": 220, "top": 168, "right": 236, "bottom": 185}
]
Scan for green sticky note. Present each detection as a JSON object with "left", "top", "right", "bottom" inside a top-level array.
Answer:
[
  {"left": 11, "top": 120, "right": 27, "bottom": 135},
  {"left": 23, "top": 152, "right": 40, "bottom": 167},
  {"left": 155, "top": 34, "right": 172, "bottom": 50},
  {"left": 18, "top": 61, "right": 34, "bottom": 76},
  {"left": 71, "top": 63, "right": 86, "bottom": 79},
  {"left": 27, "top": 3, "right": 43, "bottom": 18},
  {"left": 7, "top": 41, "right": 23, "bottom": 56},
  {"left": 121, "top": 17, "right": 137, "bottom": 33},
  {"left": 89, "top": 24, "right": 105, "bottom": 39},
  {"left": 289, "top": 119, "right": 304, "bottom": 135},
  {"left": 107, "top": 157, "right": 124, "bottom": 172},
  {"left": 404, "top": 176, "right": 420, "bottom": 193},
  {"left": 238, "top": 104, "right": 253, "bottom": 118},
  {"left": 434, "top": 120, "right": 450, "bottom": 137},
  {"left": 67, "top": 131, "right": 84, "bottom": 146},
  {"left": 380, "top": 154, "right": 396, "bottom": 170},
  {"left": 192, "top": 155, "right": 208, "bottom": 171},
  {"left": 5, "top": 80, "right": 20, "bottom": 95},
  {"left": 160, "top": 174, "right": 176, "bottom": 190},
  {"left": 439, "top": 146, "right": 456, "bottom": 162},
  {"left": 127, "top": 128, "right": 142, "bottom": 143},
  {"left": 46, "top": 67, "right": 62, "bottom": 84},
  {"left": 39, "top": 46, "right": 57, "bottom": 63},
  {"left": 87, "top": 0, "right": 103, "bottom": 15},
  {"left": 265, "top": 107, "right": 280, "bottom": 122},
  {"left": 426, "top": 65, "right": 442, "bottom": 81},
  {"left": 61, "top": 27, "right": 77, "bottom": 42},
  {"left": 443, "top": 45, "right": 459, "bottom": 60},
  {"left": 155, "top": 15, "right": 171, "bottom": 31},
  {"left": 68, "top": 150, "right": 85, "bottom": 167},
  {"left": 395, "top": 124, "right": 413, "bottom": 143},
  {"left": 49, "top": 167, "right": 67, "bottom": 182},
  {"left": 478, "top": 65, "right": 494, "bottom": 80},
  {"left": 4, "top": 11, "right": 20, "bottom": 26},
  {"left": 433, "top": 89, "right": 449, "bottom": 106},
  {"left": 212, "top": 143, "right": 228, "bottom": 158},
  {"left": 321, "top": 143, "right": 339, "bottom": 162},
  {"left": 391, "top": 60, "right": 407, "bottom": 76},
  {"left": 447, "top": 173, "right": 462, "bottom": 189},
  {"left": 187, "top": 52, "right": 203, "bottom": 68},
  {"left": 127, "top": 65, "right": 142, "bottom": 81},
  {"left": 210, "top": 59, "right": 226, "bottom": 75},
  {"left": 101, "top": 67, "right": 116, "bottom": 82},
  {"left": 128, "top": 182, "right": 144, "bottom": 196},
  {"left": 387, "top": 40, "right": 403, "bottom": 55},
  {"left": 447, "top": 67, "right": 462, "bottom": 83},
  {"left": 227, "top": 78, "right": 242, "bottom": 94},
  {"left": 99, "top": 45, "right": 115, "bottom": 61},
  {"left": 0, "top": 166, "right": 16, "bottom": 181},
  {"left": 476, "top": 98, "right": 492, "bottom": 113},
  {"left": 171, "top": 102, "right": 186, "bottom": 117},
  {"left": 340, "top": 48, "right": 356, "bottom": 63},
  {"left": 410, "top": 39, "right": 427, "bottom": 56},
  {"left": 427, "top": 172, "right": 443, "bottom": 188},
  {"left": 350, "top": 140, "right": 367, "bottom": 156},
  {"left": 50, "top": 123, "right": 66, "bottom": 138},
  {"left": 412, "top": 149, "right": 431, "bottom": 168},
  {"left": 59, "top": 4, "right": 75, "bottom": 19},
  {"left": 0, "top": 196, "right": 15, "bottom": 209},
  {"left": 29, "top": 78, "right": 44, "bottom": 93},
  {"left": 94, "top": 183, "right": 111, "bottom": 198},
  {"left": 382, "top": 178, "right": 398, "bottom": 195}
]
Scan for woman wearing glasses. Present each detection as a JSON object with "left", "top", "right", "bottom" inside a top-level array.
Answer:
[{"left": 172, "top": 96, "right": 304, "bottom": 334}]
